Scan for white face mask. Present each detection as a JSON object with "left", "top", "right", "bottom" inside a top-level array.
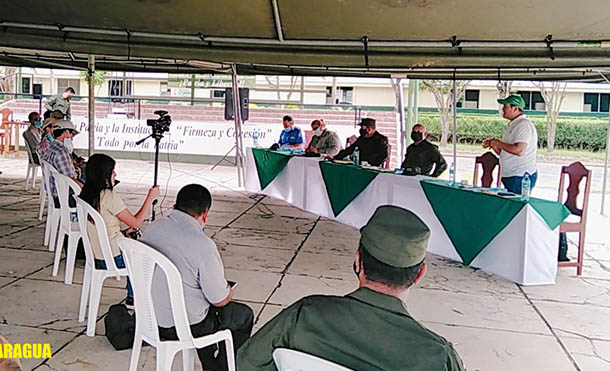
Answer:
[
  {"left": 64, "top": 138, "right": 74, "bottom": 153},
  {"left": 313, "top": 128, "right": 323, "bottom": 136}
]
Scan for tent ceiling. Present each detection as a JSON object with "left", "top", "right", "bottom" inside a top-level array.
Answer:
[{"left": 3, "top": 0, "right": 610, "bottom": 80}]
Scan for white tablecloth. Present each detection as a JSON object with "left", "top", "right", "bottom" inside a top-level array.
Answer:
[{"left": 245, "top": 148, "right": 558, "bottom": 285}]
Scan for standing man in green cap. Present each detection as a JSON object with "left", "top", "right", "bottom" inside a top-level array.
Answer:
[
  {"left": 483, "top": 94, "right": 538, "bottom": 194},
  {"left": 237, "top": 205, "right": 464, "bottom": 371}
]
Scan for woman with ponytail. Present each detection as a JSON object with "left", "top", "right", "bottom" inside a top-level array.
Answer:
[{"left": 79, "top": 153, "right": 159, "bottom": 306}]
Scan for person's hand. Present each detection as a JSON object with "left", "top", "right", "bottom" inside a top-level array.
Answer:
[
  {"left": 324, "top": 155, "right": 334, "bottom": 161},
  {"left": 309, "top": 147, "right": 319, "bottom": 154},
  {"left": 148, "top": 186, "right": 160, "bottom": 201}
]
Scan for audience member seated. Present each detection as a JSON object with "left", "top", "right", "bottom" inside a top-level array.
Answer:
[
  {"left": 401, "top": 124, "right": 447, "bottom": 177},
  {"left": 237, "top": 206, "right": 464, "bottom": 371},
  {"left": 37, "top": 110, "right": 64, "bottom": 160},
  {"left": 23, "top": 111, "right": 43, "bottom": 164},
  {"left": 42, "top": 120, "right": 82, "bottom": 208},
  {"left": 141, "top": 184, "right": 254, "bottom": 371},
  {"left": 277, "top": 115, "right": 305, "bottom": 151},
  {"left": 79, "top": 153, "right": 160, "bottom": 306},
  {"left": 331, "top": 118, "right": 388, "bottom": 167},
  {"left": 306, "top": 119, "right": 341, "bottom": 157}
]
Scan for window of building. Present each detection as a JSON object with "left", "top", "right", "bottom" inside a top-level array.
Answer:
[
  {"left": 457, "top": 89, "right": 480, "bottom": 108},
  {"left": 21, "top": 77, "right": 31, "bottom": 94},
  {"left": 213, "top": 90, "right": 225, "bottom": 98},
  {"left": 584, "top": 92, "right": 610, "bottom": 112},
  {"left": 108, "top": 79, "right": 133, "bottom": 97},
  {"left": 517, "top": 91, "right": 545, "bottom": 110},
  {"left": 326, "top": 86, "right": 354, "bottom": 104},
  {"left": 57, "top": 78, "right": 80, "bottom": 95},
  {"left": 160, "top": 82, "right": 170, "bottom": 96}
]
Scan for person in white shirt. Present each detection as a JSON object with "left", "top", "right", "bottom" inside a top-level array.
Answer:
[{"left": 483, "top": 95, "right": 538, "bottom": 194}]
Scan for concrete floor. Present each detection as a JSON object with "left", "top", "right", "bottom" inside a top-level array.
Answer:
[{"left": 1, "top": 155, "right": 610, "bottom": 371}]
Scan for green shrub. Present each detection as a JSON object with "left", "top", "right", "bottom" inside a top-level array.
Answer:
[{"left": 419, "top": 113, "right": 609, "bottom": 151}]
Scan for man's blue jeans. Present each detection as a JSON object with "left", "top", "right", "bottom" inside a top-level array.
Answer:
[
  {"left": 94, "top": 255, "right": 133, "bottom": 298},
  {"left": 501, "top": 172, "right": 538, "bottom": 194}
]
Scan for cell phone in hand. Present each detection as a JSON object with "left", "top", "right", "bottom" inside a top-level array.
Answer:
[{"left": 228, "top": 280, "right": 238, "bottom": 289}]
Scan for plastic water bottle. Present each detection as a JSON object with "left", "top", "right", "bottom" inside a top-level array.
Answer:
[
  {"left": 521, "top": 173, "right": 531, "bottom": 201},
  {"left": 252, "top": 131, "right": 260, "bottom": 148},
  {"left": 449, "top": 162, "right": 456, "bottom": 185},
  {"left": 353, "top": 146, "right": 360, "bottom": 166}
]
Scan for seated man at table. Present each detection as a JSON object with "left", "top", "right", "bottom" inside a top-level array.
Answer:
[
  {"left": 306, "top": 119, "right": 341, "bottom": 157},
  {"left": 277, "top": 115, "right": 305, "bottom": 150},
  {"left": 237, "top": 205, "right": 464, "bottom": 371},
  {"left": 401, "top": 124, "right": 447, "bottom": 177},
  {"left": 330, "top": 118, "right": 388, "bottom": 167}
]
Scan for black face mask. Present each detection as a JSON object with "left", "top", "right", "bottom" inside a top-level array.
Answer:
[
  {"left": 411, "top": 131, "right": 423, "bottom": 142},
  {"left": 359, "top": 128, "right": 367, "bottom": 137}
]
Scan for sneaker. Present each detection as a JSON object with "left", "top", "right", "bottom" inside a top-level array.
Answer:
[{"left": 125, "top": 297, "right": 134, "bottom": 309}]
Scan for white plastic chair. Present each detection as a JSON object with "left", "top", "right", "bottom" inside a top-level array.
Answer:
[
  {"left": 23, "top": 134, "right": 40, "bottom": 190},
  {"left": 118, "top": 238, "right": 236, "bottom": 371},
  {"left": 41, "top": 160, "right": 61, "bottom": 250},
  {"left": 75, "top": 197, "right": 128, "bottom": 337},
  {"left": 52, "top": 172, "right": 82, "bottom": 285},
  {"left": 273, "top": 348, "right": 354, "bottom": 371}
]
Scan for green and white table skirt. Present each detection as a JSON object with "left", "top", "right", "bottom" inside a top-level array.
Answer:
[{"left": 246, "top": 148, "right": 570, "bottom": 285}]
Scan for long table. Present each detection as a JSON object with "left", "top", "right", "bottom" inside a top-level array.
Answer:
[{"left": 245, "top": 148, "right": 570, "bottom": 285}]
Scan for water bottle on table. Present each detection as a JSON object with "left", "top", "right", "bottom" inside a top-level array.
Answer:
[
  {"left": 353, "top": 146, "right": 360, "bottom": 166},
  {"left": 521, "top": 173, "right": 531, "bottom": 201},
  {"left": 252, "top": 131, "right": 260, "bottom": 148},
  {"left": 449, "top": 162, "right": 456, "bottom": 185}
]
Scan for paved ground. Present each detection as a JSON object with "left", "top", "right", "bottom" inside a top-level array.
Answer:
[{"left": 1, "top": 155, "right": 610, "bottom": 371}]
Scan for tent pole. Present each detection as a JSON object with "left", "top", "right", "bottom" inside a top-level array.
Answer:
[
  {"left": 452, "top": 73, "right": 457, "bottom": 180},
  {"left": 88, "top": 55, "right": 95, "bottom": 157},
  {"left": 231, "top": 64, "right": 245, "bottom": 188},
  {"left": 598, "top": 72, "right": 610, "bottom": 215}
]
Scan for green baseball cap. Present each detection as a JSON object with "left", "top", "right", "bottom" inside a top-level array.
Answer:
[
  {"left": 497, "top": 95, "right": 526, "bottom": 109},
  {"left": 360, "top": 205, "right": 430, "bottom": 268}
]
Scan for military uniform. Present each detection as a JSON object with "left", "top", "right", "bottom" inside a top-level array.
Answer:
[
  {"left": 45, "top": 94, "right": 71, "bottom": 119},
  {"left": 237, "top": 206, "right": 465, "bottom": 371},
  {"left": 307, "top": 129, "right": 342, "bottom": 156},
  {"left": 401, "top": 140, "right": 447, "bottom": 177},
  {"left": 334, "top": 131, "right": 389, "bottom": 167}
]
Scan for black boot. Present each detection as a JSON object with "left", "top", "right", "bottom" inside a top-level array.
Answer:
[{"left": 558, "top": 232, "right": 570, "bottom": 262}]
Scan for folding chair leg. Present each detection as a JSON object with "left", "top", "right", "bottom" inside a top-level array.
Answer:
[
  {"left": 79, "top": 267, "right": 92, "bottom": 322},
  {"left": 52, "top": 232, "right": 65, "bottom": 277},
  {"left": 48, "top": 212, "right": 60, "bottom": 252},
  {"left": 25, "top": 165, "right": 31, "bottom": 191},
  {"left": 182, "top": 348, "right": 196, "bottom": 371},
  {"left": 86, "top": 275, "right": 104, "bottom": 337},
  {"left": 32, "top": 166, "right": 38, "bottom": 189},
  {"left": 129, "top": 334, "right": 143, "bottom": 371},
  {"left": 38, "top": 189, "right": 46, "bottom": 221},
  {"left": 64, "top": 235, "right": 79, "bottom": 285},
  {"left": 157, "top": 346, "right": 179, "bottom": 371}
]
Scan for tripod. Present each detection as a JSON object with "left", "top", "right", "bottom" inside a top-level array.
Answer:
[{"left": 136, "top": 130, "right": 164, "bottom": 221}]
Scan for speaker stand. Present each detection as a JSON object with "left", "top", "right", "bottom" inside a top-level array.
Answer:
[{"left": 211, "top": 144, "right": 237, "bottom": 170}]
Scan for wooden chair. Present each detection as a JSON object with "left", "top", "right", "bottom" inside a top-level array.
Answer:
[
  {"left": 473, "top": 152, "right": 502, "bottom": 187},
  {"left": 304, "top": 130, "right": 313, "bottom": 147},
  {"left": 0, "top": 108, "right": 14, "bottom": 155},
  {"left": 557, "top": 162, "right": 592, "bottom": 276},
  {"left": 345, "top": 135, "right": 357, "bottom": 148},
  {"left": 383, "top": 143, "right": 392, "bottom": 169}
]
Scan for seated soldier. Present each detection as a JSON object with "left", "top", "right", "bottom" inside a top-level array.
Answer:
[
  {"left": 401, "top": 124, "right": 447, "bottom": 177},
  {"left": 237, "top": 205, "right": 464, "bottom": 371},
  {"left": 330, "top": 118, "right": 388, "bottom": 167},
  {"left": 306, "top": 119, "right": 341, "bottom": 157}
]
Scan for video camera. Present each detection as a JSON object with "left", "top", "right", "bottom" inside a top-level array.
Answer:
[{"left": 147, "top": 110, "right": 172, "bottom": 135}]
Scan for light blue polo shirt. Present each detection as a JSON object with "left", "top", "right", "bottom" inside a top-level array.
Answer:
[
  {"left": 140, "top": 210, "right": 230, "bottom": 328},
  {"left": 278, "top": 126, "right": 304, "bottom": 147}
]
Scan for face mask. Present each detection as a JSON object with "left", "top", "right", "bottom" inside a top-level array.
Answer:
[
  {"left": 359, "top": 128, "right": 367, "bottom": 137},
  {"left": 313, "top": 128, "right": 322, "bottom": 136},
  {"left": 64, "top": 138, "right": 74, "bottom": 153},
  {"left": 284, "top": 126, "right": 292, "bottom": 132},
  {"left": 411, "top": 131, "right": 423, "bottom": 142},
  {"left": 34, "top": 120, "right": 42, "bottom": 128},
  {"left": 46, "top": 133, "right": 55, "bottom": 143}
]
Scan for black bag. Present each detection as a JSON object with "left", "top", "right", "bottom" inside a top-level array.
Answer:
[{"left": 104, "top": 304, "right": 135, "bottom": 350}]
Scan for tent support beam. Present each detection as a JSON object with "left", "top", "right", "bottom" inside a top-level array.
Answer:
[
  {"left": 231, "top": 64, "right": 246, "bottom": 187},
  {"left": 88, "top": 55, "right": 95, "bottom": 157},
  {"left": 271, "top": 0, "right": 284, "bottom": 42},
  {"left": 599, "top": 72, "right": 610, "bottom": 215},
  {"left": 452, "top": 73, "right": 457, "bottom": 183}
]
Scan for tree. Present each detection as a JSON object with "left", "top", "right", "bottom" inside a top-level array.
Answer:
[
  {"left": 0, "top": 67, "right": 18, "bottom": 96},
  {"left": 263, "top": 75, "right": 301, "bottom": 103},
  {"left": 533, "top": 81, "right": 567, "bottom": 152},
  {"left": 80, "top": 70, "right": 108, "bottom": 96},
  {"left": 496, "top": 80, "right": 514, "bottom": 115},
  {"left": 421, "top": 80, "right": 470, "bottom": 147}
]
